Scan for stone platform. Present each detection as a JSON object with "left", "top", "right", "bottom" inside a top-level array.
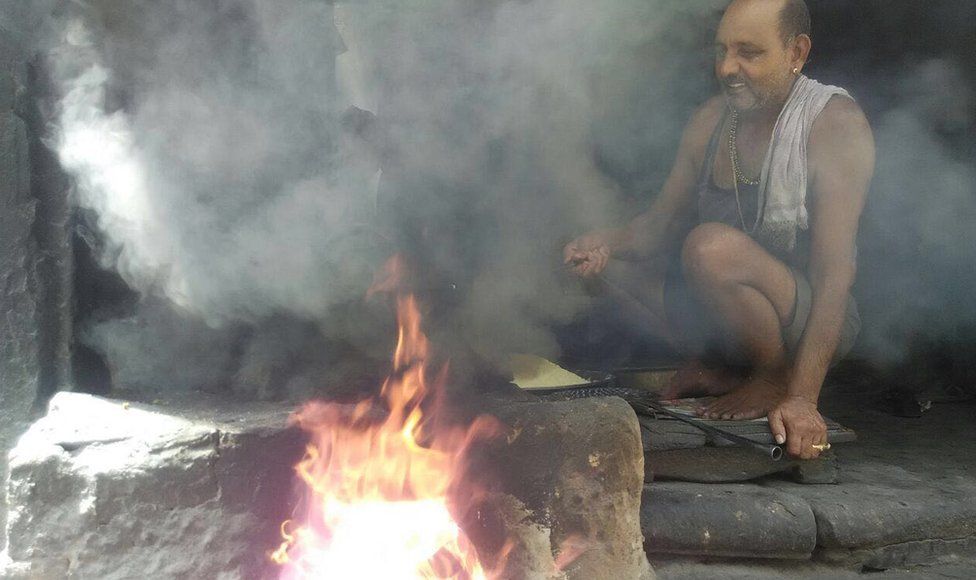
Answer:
[{"left": 641, "top": 378, "right": 976, "bottom": 577}]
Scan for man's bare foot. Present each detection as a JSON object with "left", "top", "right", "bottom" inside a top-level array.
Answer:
[
  {"left": 661, "top": 361, "right": 744, "bottom": 400},
  {"left": 697, "top": 370, "right": 788, "bottom": 420}
]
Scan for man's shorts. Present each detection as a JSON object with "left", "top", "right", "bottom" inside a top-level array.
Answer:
[
  {"left": 784, "top": 266, "right": 860, "bottom": 363},
  {"left": 664, "top": 261, "right": 860, "bottom": 365}
]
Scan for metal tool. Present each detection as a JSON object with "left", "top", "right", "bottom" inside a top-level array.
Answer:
[{"left": 632, "top": 400, "right": 784, "bottom": 461}]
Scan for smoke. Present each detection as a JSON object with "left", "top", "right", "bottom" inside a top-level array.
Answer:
[
  {"left": 852, "top": 57, "right": 976, "bottom": 365},
  {"left": 31, "top": 0, "right": 975, "bottom": 395},
  {"left": 800, "top": 2, "right": 976, "bottom": 376},
  {"left": 29, "top": 0, "right": 724, "bottom": 395},
  {"left": 49, "top": 1, "right": 368, "bottom": 321}
]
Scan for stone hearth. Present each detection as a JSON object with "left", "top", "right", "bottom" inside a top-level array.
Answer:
[{"left": 2, "top": 391, "right": 653, "bottom": 579}]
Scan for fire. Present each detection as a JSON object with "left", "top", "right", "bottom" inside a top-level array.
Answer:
[{"left": 273, "top": 293, "right": 495, "bottom": 579}]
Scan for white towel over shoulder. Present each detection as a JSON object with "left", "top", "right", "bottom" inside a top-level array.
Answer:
[{"left": 755, "top": 75, "right": 852, "bottom": 254}]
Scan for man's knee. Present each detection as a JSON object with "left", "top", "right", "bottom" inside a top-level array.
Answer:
[{"left": 681, "top": 222, "right": 748, "bottom": 285}]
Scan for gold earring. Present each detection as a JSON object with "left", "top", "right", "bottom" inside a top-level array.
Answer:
[{"left": 792, "top": 67, "right": 800, "bottom": 75}]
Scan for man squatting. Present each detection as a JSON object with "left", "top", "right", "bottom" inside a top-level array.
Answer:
[{"left": 564, "top": 0, "right": 875, "bottom": 460}]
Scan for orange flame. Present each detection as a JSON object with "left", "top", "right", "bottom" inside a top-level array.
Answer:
[{"left": 273, "top": 294, "right": 495, "bottom": 579}]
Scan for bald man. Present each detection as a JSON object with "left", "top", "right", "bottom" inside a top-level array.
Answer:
[{"left": 564, "top": 0, "right": 874, "bottom": 460}]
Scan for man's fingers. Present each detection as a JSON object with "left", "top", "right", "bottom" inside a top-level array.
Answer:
[
  {"left": 769, "top": 411, "right": 786, "bottom": 445},
  {"left": 787, "top": 430, "right": 805, "bottom": 457},
  {"left": 563, "top": 243, "right": 611, "bottom": 277},
  {"left": 594, "top": 253, "right": 608, "bottom": 275},
  {"left": 801, "top": 432, "right": 815, "bottom": 459},
  {"left": 567, "top": 251, "right": 590, "bottom": 276},
  {"left": 579, "top": 259, "right": 595, "bottom": 277},
  {"left": 798, "top": 434, "right": 813, "bottom": 460}
]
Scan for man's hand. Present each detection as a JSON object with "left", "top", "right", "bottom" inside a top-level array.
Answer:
[
  {"left": 563, "top": 230, "right": 616, "bottom": 277},
  {"left": 768, "top": 396, "right": 828, "bottom": 460}
]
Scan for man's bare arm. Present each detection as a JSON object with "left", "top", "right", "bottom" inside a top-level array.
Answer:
[
  {"left": 566, "top": 97, "right": 723, "bottom": 276},
  {"left": 790, "top": 97, "right": 875, "bottom": 403}
]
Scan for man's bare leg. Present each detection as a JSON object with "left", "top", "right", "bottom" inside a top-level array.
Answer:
[
  {"left": 600, "top": 259, "right": 751, "bottom": 401},
  {"left": 678, "top": 223, "right": 798, "bottom": 420}
]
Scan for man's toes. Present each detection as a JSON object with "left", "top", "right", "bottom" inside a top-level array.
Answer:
[
  {"left": 722, "top": 407, "right": 748, "bottom": 420},
  {"left": 715, "top": 405, "right": 736, "bottom": 419},
  {"left": 731, "top": 408, "right": 762, "bottom": 420}
]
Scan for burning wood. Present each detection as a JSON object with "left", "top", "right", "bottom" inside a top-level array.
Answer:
[{"left": 271, "top": 291, "right": 501, "bottom": 578}]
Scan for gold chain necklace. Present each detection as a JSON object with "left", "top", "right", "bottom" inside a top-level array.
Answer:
[
  {"left": 728, "top": 109, "right": 761, "bottom": 186},
  {"left": 728, "top": 109, "right": 761, "bottom": 234}
]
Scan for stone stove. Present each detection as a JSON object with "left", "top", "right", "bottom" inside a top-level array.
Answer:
[{"left": 2, "top": 387, "right": 653, "bottom": 579}]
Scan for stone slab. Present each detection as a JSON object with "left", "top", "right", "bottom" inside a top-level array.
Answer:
[
  {"left": 647, "top": 450, "right": 840, "bottom": 485},
  {"left": 1, "top": 392, "right": 302, "bottom": 579},
  {"left": 637, "top": 390, "right": 976, "bottom": 571},
  {"left": 819, "top": 535, "right": 976, "bottom": 571},
  {"left": 651, "top": 556, "right": 976, "bottom": 580},
  {"left": 764, "top": 480, "right": 976, "bottom": 553},
  {"left": 467, "top": 394, "right": 655, "bottom": 580},
  {"left": 761, "top": 392, "right": 976, "bottom": 569},
  {"left": 641, "top": 482, "right": 817, "bottom": 560}
]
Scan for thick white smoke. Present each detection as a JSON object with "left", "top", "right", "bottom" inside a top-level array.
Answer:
[
  {"left": 34, "top": 0, "right": 722, "bottom": 394},
  {"left": 32, "top": 0, "right": 975, "bottom": 395},
  {"left": 49, "top": 3, "right": 373, "bottom": 323},
  {"left": 53, "top": 21, "right": 172, "bottom": 302}
]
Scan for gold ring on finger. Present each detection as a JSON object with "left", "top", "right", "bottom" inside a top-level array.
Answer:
[{"left": 811, "top": 443, "right": 831, "bottom": 451}]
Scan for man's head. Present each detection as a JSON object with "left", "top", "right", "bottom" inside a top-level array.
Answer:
[{"left": 715, "top": 0, "right": 812, "bottom": 115}]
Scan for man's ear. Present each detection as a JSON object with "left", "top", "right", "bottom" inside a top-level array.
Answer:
[{"left": 792, "top": 33, "right": 812, "bottom": 67}]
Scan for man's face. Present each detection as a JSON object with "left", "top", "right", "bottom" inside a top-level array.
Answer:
[{"left": 715, "top": 0, "right": 796, "bottom": 114}]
